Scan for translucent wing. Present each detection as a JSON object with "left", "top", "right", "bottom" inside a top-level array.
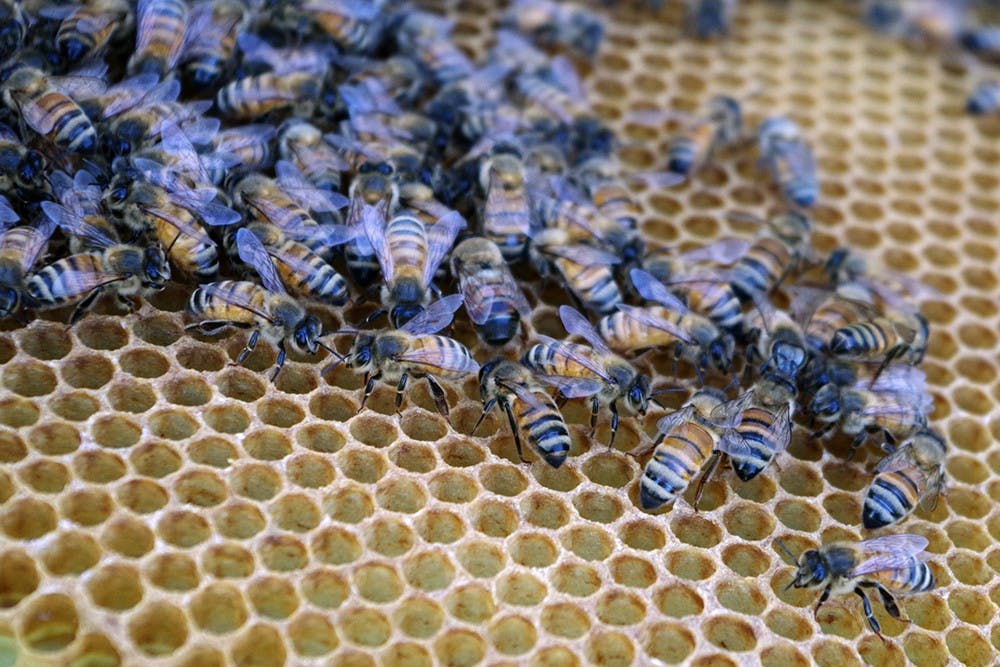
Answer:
[
  {"left": 135, "top": 0, "right": 186, "bottom": 70},
  {"left": 236, "top": 228, "right": 287, "bottom": 294},
  {"left": 40, "top": 201, "right": 116, "bottom": 249},
  {"left": 275, "top": 160, "right": 349, "bottom": 212},
  {"left": 362, "top": 203, "right": 393, "bottom": 279},
  {"left": 168, "top": 188, "right": 242, "bottom": 228},
  {"left": 852, "top": 534, "right": 930, "bottom": 577},
  {"left": 534, "top": 373, "right": 604, "bottom": 398},
  {"left": 546, "top": 55, "right": 586, "bottom": 99},
  {"left": 459, "top": 263, "right": 531, "bottom": 324},
  {"left": 630, "top": 268, "right": 691, "bottom": 313},
  {"left": 716, "top": 431, "right": 752, "bottom": 458},
  {"left": 217, "top": 124, "right": 277, "bottom": 151},
  {"left": 709, "top": 390, "right": 755, "bottom": 430},
  {"left": 101, "top": 75, "right": 178, "bottom": 118},
  {"left": 302, "top": 0, "right": 378, "bottom": 20},
  {"left": 767, "top": 403, "right": 793, "bottom": 453},
  {"left": 13, "top": 92, "right": 73, "bottom": 136},
  {"left": 616, "top": 304, "right": 694, "bottom": 344},
  {"left": 681, "top": 238, "right": 752, "bottom": 266},
  {"left": 49, "top": 73, "right": 107, "bottom": 100},
  {"left": 423, "top": 211, "right": 465, "bottom": 286},
  {"left": 283, "top": 222, "right": 355, "bottom": 248},
  {"left": 200, "top": 280, "right": 275, "bottom": 322},
  {"left": 863, "top": 365, "right": 929, "bottom": 402},
  {"left": 559, "top": 305, "right": 611, "bottom": 356},
  {"left": 873, "top": 446, "right": 918, "bottom": 474},
  {"left": 400, "top": 294, "right": 464, "bottom": 335},
  {"left": 0, "top": 196, "right": 17, "bottom": 224},
  {"left": 656, "top": 405, "right": 696, "bottom": 439},
  {"left": 500, "top": 377, "right": 553, "bottom": 412},
  {"left": 534, "top": 333, "right": 613, "bottom": 384},
  {"left": 322, "top": 132, "right": 387, "bottom": 162},
  {"left": 535, "top": 242, "right": 621, "bottom": 266},
  {"left": 398, "top": 342, "right": 480, "bottom": 375}
]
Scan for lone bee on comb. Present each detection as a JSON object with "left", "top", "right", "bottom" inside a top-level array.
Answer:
[{"left": 863, "top": 427, "right": 946, "bottom": 530}]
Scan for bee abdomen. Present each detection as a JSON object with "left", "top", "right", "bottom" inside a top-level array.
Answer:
[
  {"left": 862, "top": 470, "right": 921, "bottom": 529},
  {"left": 729, "top": 410, "right": 777, "bottom": 481},
  {"left": 830, "top": 321, "right": 892, "bottom": 357},
  {"left": 640, "top": 429, "right": 711, "bottom": 509},
  {"left": 520, "top": 405, "right": 570, "bottom": 468}
]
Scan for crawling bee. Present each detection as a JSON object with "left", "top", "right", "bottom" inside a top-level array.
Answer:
[
  {"left": 364, "top": 203, "right": 465, "bottom": 327},
  {"left": 474, "top": 358, "right": 571, "bottom": 468},
  {"left": 531, "top": 228, "right": 624, "bottom": 317},
  {"left": 686, "top": 0, "right": 735, "bottom": 39},
  {"left": 501, "top": 0, "right": 604, "bottom": 57},
  {"left": 1, "top": 64, "right": 102, "bottom": 155},
  {"left": 101, "top": 98, "right": 215, "bottom": 157},
  {"left": 777, "top": 534, "right": 935, "bottom": 640},
  {"left": 863, "top": 427, "right": 946, "bottom": 529},
  {"left": 523, "top": 305, "right": 652, "bottom": 447},
  {"left": 269, "top": 0, "right": 384, "bottom": 53},
  {"left": 571, "top": 156, "right": 644, "bottom": 232},
  {"left": 0, "top": 0, "right": 27, "bottom": 61},
  {"left": 724, "top": 386, "right": 793, "bottom": 483},
  {"left": 829, "top": 308, "right": 928, "bottom": 377},
  {"left": 30, "top": 201, "right": 170, "bottom": 324},
  {"left": 758, "top": 116, "right": 819, "bottom": 207},
  {"left": 238, "top": 224, "right": 350, "bottom": 306},
  {"left": 635, "top": 388, "right": 748, "bottom": 510},
  {"left": 961, "top": 26, "right": 1000, "bottom": 61},
  {"left": 342, "top": 157, "right": 398, "bottom": 283},
  {"left": 215, "top": 70, "right": 321, "bottom": 121},
  {"left": 127, "top": 0, "right": 189, "bottom": 79},
  {"left": 179, "top": 0, "right": 247, "bottom": 90},
  {"left": 0, "top": 197, "right": 53, "bottom": 318},
  {"left": 478, "top": 144, "right": 534, "bottom": 262},
  {"left": 0, "top": 124, "right": 50, "bottom": 208},
  {"left": 793, "top": 283, "right": 878, "bottom": 354},
  {"left": 967, "top": 80, "right": 1000, "bottom": 116},
  {"left": 329, "top": 294, "right": 479, "bottom": 417},
  {"left": 666, "top": 95, "right": 744, "bottom": 175},
  {"left": 211, "top": 123, "right": 276, "bottom": 179},
  {"left": 745, "top": 295, "right": 808, "bottom": 384},
  {"left": 278, "top": 119, "right": 348, "bottom": 192},
  {"left": 451, "top": 235, "right": 531, "bottom": 346},
  {"left": 188, "top": 228, "right": 340, "bottom": 380},
  {"left": 40, "top": 0, "right": 133, "bottom": 64},
  {"left": 394, "top": 10, "right": 475, "bottom": 84},
  {"left": 728, "top": 211, "right": 812, "bottom": 301}
]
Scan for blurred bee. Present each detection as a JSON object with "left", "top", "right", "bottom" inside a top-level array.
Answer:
[
  {"left": 523, "top": 305, "right": 652, "bottom": 447},
  {"left": 394, "top": 10, "right": 475, "bottom": 84},
  {"left": 451, "top": 235, "right": 532, "bottom": 346},
  {"left": 343, "top": 157, "right": 398, "bottom": 283},
  {"left": 685, "top": 0, "right": 735, "bottom": 39},
  {"left": 0, "top": 0, "right": 27, "bottom": 61},
  {"left": 39, "top": 0, "right": 133, "bottom": 64},
  {"left": 211, "top": 123, "right": 276, "bottom": 179},
  {"left": 269, "top": 0, "right": 384, "bottom": 53},
  {"left": 328, "top": 294, "right": 479, "bottom": 417},
  {"left": 863, "top": 427, "right": 946, "bottom": 529},
  {"left": 0, "top": 196, "right": 53, "bottom": 318},
  {"left": 31, "top": 201, "right": 170, "bottom": 323},
  {"left": 758, "top": 116, "right": 819, "bottom": 207},
  {"left": 363, "top": 203, "right": 465, "bottom": 327},
  {"left": 635, "top": 388, "right": 748, "bottom": 510},
  {"left": 515, "top": 61, "right": 591, "bottom": 125},
  {"left": 501, "top": 0, "right": 604, "bottom": 57},
  {"left": 478, "top": 144, "right": 533, "bottom": 262},
  {"left": 0, "top": 64, "right": 103, "bottom": 155},
  {"left": 214, "top": 70, "right": 321, "bottom": 121},
  {"left": 571, "top": 156, "right": 643, "bottom": 231},
  {"left": 531, "top": 228, "right": 623, "bottom": 317},
  {"left": 0, "top": 124, "right": 50, "bottom": 207},
  {"left": 473, "top": 358, "right": 571, "bottom": 468},
  {"left": 238, "top": 224, "right": 350, "bottom": 305},
  {"left": 180, "top": 0, "right": 247, "bottom": 90},
  {"left": 101, "top": 98, "right": 215, "bottom": 157},
  {"left": 728, "top": 210, "right": 812, "bottom": 301},
  {"left": 188, "top": 228, "right": 341, "bottom": 380},
  {"left": 666, "top": 95, "right": 744, "bottom": 175},
  {"left": 278, "top": 119, "right": 348, "bottom": 192},
  {"left": 339, "top": 81, "right": 438, "bottom": 153},
  {"left": 127, "top": 0, "right": 189, "bottom": 79},
  {"left": 777, "top": 534, "right": 935, "bottom": 640},
  {"left": 961, "top": 26, "right": 1000, "bottom": 61},
  {"left": 967, "top": 80, "right": 1000, "bottom": 116},
  {"left": 864, "top": 0, "right": 962, "bottom": 46},
  {"left": 49, "top": 169, "right": 114, "bottom": 255},
  {"left": 793, "top": 282, "right": 877, "bottom": 354},
  {"left": 341, "top": 54, "right": 424, "bottom": 108},
  {"left": 810, "top": 365, "right": 932, "bottom": 450}
]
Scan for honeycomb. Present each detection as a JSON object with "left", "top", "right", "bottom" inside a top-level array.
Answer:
[{"left": 1, "top": 1, "right": 999, "bottom": 666}]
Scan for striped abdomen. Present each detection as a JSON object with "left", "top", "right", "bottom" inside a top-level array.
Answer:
[
  {"left": 862, "top": 467, "right": 925, "bottom": 529},
  {"left": 386, "top": 213, "right": 428, "bottom": 286},
  {"left": 553, "top": 257, "right": 622, "bottom": 316},
  {"left": 511, "top": 392, "right": 571, "bottom": 468},
  {"left": 35, "top": 91, "right": 97, "bottom": 154},
  {"left": 26, "top": 254, "right": 107, "bottom": 306},
  {"left": 830, "top": 317, "right": 901, "bottom": 360},
  {"left": 482, "top": 185, "right": 530, "bottom": 261},
  {"left": 57, "top": 6, "right": 123, "bottom": 61},
  {"left": 666, "top": 122, "right": 714, "bottom": 175},
  {"left": 683, "top": 282, "right": 742, "bottom": 330},
  {"left": 768, "top": 140, "right": 818, "bottom": 207},
  {"left": 806, "top": 297, "right": 868, "bottom": 351},
  {"left": 188, "top": 280, "right": 266, "bottom": 325},
  {"left": 128, "top": 0, "right": 187, "bottom": 77},
  {"left": 730, "top": 236, "right": 793, "bottom": 299},
  {"left": 728, "top": 406, "right": 784, "bottom": 482},
  {"left": 523, "top": 341, "right": 600, "bottom": 382},
  {"left": 640, "top": 421, "right": 717, "bottom": 509},
  {"left": 598, "top": 307, "right": 682, "bottom": 353},
  {"left": 417, "top": 40, "right": 474, "bottom": 84},
  {"left": 310, "top": 10, "right": 373, "bottom": 52},
  {"left": 148, "top": 210, "right": 218, "bottom": 283},
  {"left": 215, "top": 72, "right": 315, "bottom": 120},
  {"left": 867, "top": 557, "right": 935, "bottom": 594},
  {"left": 408, "top": 335, "right": 474, "bottom": 380},
  {"left": 590, "top": 182, "right": 641, "bottom": 230},
  {"left": 269, "top": 239, "right": 348, "bottom": 305}
]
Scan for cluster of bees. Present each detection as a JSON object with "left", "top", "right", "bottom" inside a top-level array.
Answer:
[{"left": 0, "top": 0, "right": 944, "bottom": 644}]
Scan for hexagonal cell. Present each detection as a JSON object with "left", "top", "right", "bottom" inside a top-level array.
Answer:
[
  {"left": 161, "top": 374, "right": 213, "bottom": 406},
  {"left": 349, "top": 414, "right": 399, "bottom": 448},
  {"left": 392, "top": 596, "right": 445, "bottom": 639},
  {"left": 324, "top": 484, "right": 374, "bottom": 524},
  {"left": 119, "top": 349, "right": 170, "bottom": 378},
  {"left": 148, "top": 409, "right": 199, "bottom": 441},
  {"left": 364, "top": 517, "right": 415, "bottom": 558},
  {"left": 116, "top": 478, "right": 169, "bottom": 514},
  {"left": 311, "top": 526, "right": 362, "bottom": 566},
  {"left": 0, "top": 549, "right": 39, "bottom": 608},
  {"left": 27, "top": 422, "right": 80, "bottom": 455},
  {"left": 521, "top": 492, "right": 571, "bottom": 529},
  {"left": 130, "top": 441, "right": 183, "bottom": 478},
  {"left": 552, "top": 562, "right": 601, "bottom": 598},
  {"left": 20, "top": 593, "right": 78, "bottom": 652},
  {"left": 230, "top": 624, "right": 287, "bottom": 666},
  {"left": 50, "top": 391, "right": 101, "bottom": 420},
  {"left": 258, "top": 534, "right": 309, "bottom": 572},
  {"left": 201, "top": 543, "right": 255, "bottom": 579},
  {"left": 2, "top": 496, "right": 57, "bottom": 539},
  {"left": 300, "top": 568, "right": 350, "bottom": 610},
  {"left": 296, "top": 422, "right": 345, "bottom": 454},
  {"left": 390, "top": 442, "right": 437, "bottom": 473},
  {"left": 133, "top": 314, "right": 183, "bottom": 347},
  {"left": 337, "top": 606, "right": 391, "bottom": 648},
  {"left": 190, "top": 582, "right": 249, "bottom": 634},
  {"left": 456, "top": 540, "right": 506, "bottom": 579},
  {"left": 230, "top": 463, "right": 283, "bottom": 501},
  {"left": 585, "top": 630, "right": 636, "bottom": 667},
  {"left": 60, "top": 354, "right": 114, "bottom": 389},
  {"left": 403, "top": 550, "right": 456, "bottom": 592},
  {"left": 429, "top": 470, "right": 478, "bottom": 504},
  {"left": 86, "top": 563, "right": 144, "bottom": 611},
  {"left": 644, "top": 621, "right": 697, "bottom": 664},
  {"left": 561, "top": 525, "right": 614, "bottom": 561},
  {"left": 101, "top": 516, "right": 155, "bottom": 559},
  {"left": 248, "top": 576, "right": 299, "bottom": 619},
  {"left": 19, "top": 323, "right": 72, "bottom": 359},
  {"left": 433, "top": 629, "right": 486, "bottom": 667},
  {"left": 18, "top": 459, "right": 70, "bottom": 493},
  {"left": 145, "top": 553, "right": 201, "bottom": 592},
  {"left": 73, "top": 449, "right": 126, "bottom": 484},
  {"left": 376, "top": 476, "right": 427, "bottom": 514},
  {"left": 0, "top": 396, "right": 38, "bottom": 427}
]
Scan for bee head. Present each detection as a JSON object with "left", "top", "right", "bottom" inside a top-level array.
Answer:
[
  {"left": 708, "top": 334, "right": 735, "bottom": 370},
  {"left": 809, "top": 384, "right": 840, "bottom": 420},
  {"left": 792, "top": 550, "right": 827, "bottom": 588},
  {"left": 349, "top": 334, "right": 375, "bottom": 368},
  {"left": 627, "top": 374, "right": 651, "bottom": 414},
  {"left": 18, "top": 150, "right": 44, "bottom": 185},
  {"left": 390, "top": 303, "right": 424, "bottom": 329},
  {"left": 292, "top": 315, "right": 323, "bottom": 355},
  {"left": 0, "top": 285, "right": 20, "bottom": 317},
  {"left": 141, "top": 247, "right": 170, "bottom": 289}
]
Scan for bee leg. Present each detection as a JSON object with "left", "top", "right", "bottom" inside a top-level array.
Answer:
[
  {"left": 810, "top": 422, "right": 836, "bottom": 440},
  {"left": 589, "top": 396, "right": 600, "bottom": 439},
  {"left": 813, "top": 585, "right": 832, "bottom": 620},
  {"left": 471, "top": 399, "right": 497, "bottom": 436},
  {"left": 426, "top": 376, "right": 450, "bottom": 419},
  {"left": 872, "top": 344, "right": 907, "bottom": 383},
  {"left": 116, "top": 293, "right": 137, "bottom": 312},
  {"left": 846, "top": 431, "right": 868, "bottom": 460},
  {"left": 235, "top": 329, "right": 260, "bottom": 366},
  {"left": 361, "top": 372, "right": 380, "bottom": 410},
  {"left": 608, "top": 401, "right": 620, "bottom": 449},
  {"left": 692, "top": 450, "right": 722, "bottom": 511},
  {"left": 502, "top": 399, "right": 530, "bottom": 464},
  {"left": 871, "top": 583, "right": 906, "bottom": 623},
  {"left": 854, "top": 586, "right": 885, "bottom": 642},
  {"left": 188, "top": 321, "right": 230, "bottom": 336},
  {"left": 395, "top": 374, "right": 408, "bottom": 414},
  {"left": 270, "top": 342, "right": 287, "bottom": 383},
  {"left": 69, "top": 288, "right": 104, "bottom": 325}
]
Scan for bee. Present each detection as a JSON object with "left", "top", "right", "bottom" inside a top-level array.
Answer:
[
  {"left": 342, "top": 158, "right": 398, "bottom": 283},
  {"left": 451, "top": 235, "right": 532, "bottom": 346},
  {"left": 127, "top": 0, "right": 189, "bottom": 79},
  {"left": 39, "top": 0, "right": 133, "bottom": 64},
  {"left": 478, "top": 144, "right": 533, "bottom": 262},
  {"left": 339, "top": 81, "right": 438, "bottom": 153},
  {"left": 342, "top": 54, "right": 425, "bottom": 108},
  {"left": 777, "top": 534, "right": 935, "bottom": 640},
  {"left": 793, "top": 283, "right": 877, "bottom": 354},
  {"left": 270, "top": 0, "right": 384, "bottom": 53},
  {"left": 571, "top": 156, "right": 643, "bottom": 231},
  {"left": 758, "top": 116, "right": 819, "bottom": 207},
  {"left": 180, "top": 0, "right": 247, "bottom": 90},
  {"left": 394, "top": 11, "right": 475, "bottom": 84},
  {"left": 30, "top": 201, "right": 170, "bottom": 324},
  {"left": 666, "top": 95, "right": 744, "bottom": 175},
  {"left": 238, "top": 224, "right": 350, "bottom": 305},
  {"left": 515, "top": 63, "right": 591, "bottom": 126},
  {"left": 0, "top": 0, "right": 27, "bottom": 61},
  {"left": 0, "top": 124, "right": 50, "bottom": 207},
  {"left": 101, "top": 98, "right": 215, "bottom": 157},
  {"left": 214, "top": 70, "right": 321, "bottom": 121},
  {"left": 865, "top": 0, "right": 962, "bottom": 46},
  {"left": 473, "top": 358, "right": 571, "bottom": 468},
  {"left": 827, "top": 302, "right": 929, "bottom": 377},
  {"left": 531, "top": 229, "right": 623, "bottom": 317},
  {"left": 1, "top": 64, "right": 103, "bottom": 155},
  {"left": 501, "top": 0, "right": 604, "bottom": 57},
  {"left": 0, "top": 196, "right": 53, "bottom": 318},
  {"left": 967, "top": 80, "right": 1000, "bottom": 116},
  {"left": 636, "top": 388, "right": 749, "bottom": 510},
  {"left": 329, "top": 294, "right": 479, "bottom": 417},
  {"left": 863, "top": 427, "right": 946, "bottom": 529},
  {"left": 278, "top": 119, "right": 348, "bottom": 192},
  {"left": 188, "top": 228, "right": 341, "bottom": 380},
  {"left": 211, "top": 123, "right": 276, "bottom": 179},
  {"left": 523, "top": 305, "right": 652, "bottom": 447},
  {"left": 685, "top": 0, "right": 735, "bottom": 39},
  {"left": 810, "top": 365, "right": 932, "bottom": 450},
  {"left": 745, "top": 296, "right": 808, "bottom": 383},
  {"left": 724, "top": 386, "right": 793, "bottom": 482},
  {"left": 363, "top": 203, "right": 465, "bottom": 327},
  {"left": 728, "top": 211, "right": 812, "bottom": 301},
  {"left": 961, "top": 26, "right": 1000, "bottom": 61}
]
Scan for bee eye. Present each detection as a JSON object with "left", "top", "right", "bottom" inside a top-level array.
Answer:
[
  {"left": 377, "top": 163, "right": 393, "bottom": 176},
  {"left": 359, "top": 163, "right": 373, "bottom": 174}
]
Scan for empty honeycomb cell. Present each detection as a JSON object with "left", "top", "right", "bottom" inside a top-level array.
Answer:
[
  {"left": 175, "top": 344, "right": 227, "bottom": 372},
  {"left": 429, "top": 470, "right": 478, "bottom": 504},
  {"left": 230, "top": 624, "right": 286, "bottom": 667},
  {"left": 0, "top": 550, "right": 39, "bottom": 607},
  {"left": 947, "top": 520, "right": 991, "bottom": 552},
  {"left": 18, "top": 323, "right": 71, "bottom": 360},
  {"left": 190, "top": 582, "right": 249, "bottom": 635},
  {"left": 286, "top": 612, "right": 338, "bottom": 657},
  {"left": 948, "top": 455, "right": 990, "bottom": 485},
  {"left": 28, "top": 422, "right": 81, "bottom": 457},
  {"left": 400, "top": 411, "right": 448, "bottom": 442},
  {"left": 342, "top": 449, "right": 390, "bottom": 486},
  {"left": 716, "top": 579, "right": 768, "bottom": 617},
  {"left": 338, "top": 606, "right": 392, "bottom": 648},
  {"left": 585, "top": 630, "right": 635, "bottom": 667},
  {"left": 581, "top": 452, "right": 634, "bottom": 489},
  {"left": 903, "top": 632, "right": 954, "bottom": 667},
  {"left": 390, "top": 442, "right": 437, "bottom": 474},
  {"left": 509, "top": 533, "right": 558, "bottom": 569},
  {"left": 18, "top": 459, "right": 69, "bottom": 493},
  {"left": 531, "top": 646, "right": 581, "bottom": 667},
  {"left": 258, "top": 534, "right": 308, "bottom": 571},
  {"left": 722, "top": 502, "right": 777, "bottom": 541},
  {"left": 243, "top": 428, "right": 293, "bottom": 462},
  {"left": 670, "top": 513, "right": 724, "bottom": 548},
  {"left": 217, "top": 369, "right": 266, "bottom": 402},
  {"left": 175, "top": 645, "right": 226, "bottom": 667},
  {"left": 456, "top": 540, "right": 504, "bottom": 580},
  {"left": 161, "top": 375, "right": 213, "bottom": 407},
  {"left": 446, "top": 583, "right": 497, "bottom": 625},
  {"left": 665, "top": 548, "right": 717, "bottom": 582},
  {"left": 821, "top": 463, "right": 868, "bottom": 493},
  {"left": 60, "top": 354, "right": 114, "bottom": 389},
  {"left": 949, "top": 488, "right": 990, "bottom": 520},
  {"left": 775, "top": 498, "right": 822, "bottom": 532},
  {"left": 433, "top": 629, "right": 486, "bottom": 667},
  {"left": 596, "top": 589, "right": 646, "bottom": 626},
  {"left": 352, "top": 562, "right": 404, "bottom": 604},
  {"left": 552, "top": 562, "right": 601, "bottom": 598},
  {"left": 256, "top": 397, "right": 305, "bottom": 428},
  {"left": 324, "top": 485, "right": 374, "bottom": 524},
  {"left": 73, "top": 449, "right": 126, "bottom": 484},
  {"left": 644, "top": 621, "right": 697, "bottom": 664},
  {"left": 247, "top": 576, "right": 299, "bottom": 620},
  {"left": 133, "top": 315, "right": 182, "bottom": 347},
  {"left": 344, "top": 417, "right": 394, "bottom": 449},
  {"left": 489, "top": 615, "right": 537, "bottom": 656},
  {"left": 20, "top": 593, "right": 78, "bottom": 652},
  {"left": 402, "top": 550, "right": 456, "bottom": 593},
  {"left": 2, "top": 496, "right": 56, "bottom": 539},
  {"left": 106, "top": 381, "right": 157, "bottom": 414},
  {"left": 955, "top": 356, "right": 998, "bottom": 386},
  {"left": 186, "top": 439, "right": 235, "bottom": 472},
  {"left": 376, "top": 478, "right": 428, "bottom": 517},
  {"left": 300, "top": 568, "right": 349, "bottom": 610},
  {"left": 230, "top": 463, "right": 282, "bottom": 501},
  {"left": 283, "top": 453, "right": 334, "bottom": 490},
  {"left": 392, "top": 596, "right": 444, "bottom": 639},
  {"left": 118, "top": 349, "right": 170, "bottom": 379},
  {"left": 295, "top": 423, "right": 344, "bottom": 456},
  {"left": 169, "top": 470, "right": 227, "bottom": 509},
  {"left": 574, "top": 490, "right": 624, "bottom": 524},
  {"left": 0, "top": 431, "right": 26, "bottom": 463},
  {"left": 116, "top": 478, "right": 169, "bottom": 514},
  {"left": 654, "top": 583, "right": 706, "bottom": 619},
  {"left": 0, "top": 396, "right": 37, "bottom": 427},
  {"left": 811, "top": 640, "right": 865, "bottom": 667},
  {"left": 520, "top": 492, "right": 571, "bottom": 531},
  {"left": 86, "top": 563, "right": 143, "bottom": 611},
  {"left": 311, "top": 526, "right": 362, "bottom": 566},
  {"left": 951, "top": 417, "right": 991, "bottom": 453},
  {"left": 201, "top": 543, "right": 255, "bottom": 580},
  {"left": 101, "top": 516, "right": 155, "bottom": 558},
  {"left": 499, "top": 571, "right": 548, "bottom": 607},
  {"left": 130, "top": 441, "right": 183, "bottom": 478},
  {"left": 268, "top": 493, "right": 320, "bottom": 533},
  {"left": 764, "top": 608, "right": 813, "bottom": 642},
  {"left": 946, "top": 627, "right": 994, "bottom": 667},
  {"left": 476, "top": 466, "right": 526, "bottom": 501},
  {"left": 148, "top": 409, "right": 199, "bottom": 441},
  {"left": 470, "top": 499, "right": 516, "bottom": 538},
  {"left": 71, "top": 632, "right": 122, "bottom": 667},
  {"left": 779, "top": 462, "right": 825, "bottom": 496},
  {"left": 439, "top": 439, "right": 486, "bottom": 468},
  {"left": 145, "top": 553, "right": 200, "bottom": 591}
]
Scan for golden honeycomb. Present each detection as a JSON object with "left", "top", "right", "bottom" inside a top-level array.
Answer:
[{"left": 2, "top": 1, "right": 1000, "bottom": 666}]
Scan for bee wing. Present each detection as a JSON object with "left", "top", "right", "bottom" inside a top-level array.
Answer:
[
  {"left": 283, "top": 222, "right": 356, "bottom": 248},
  {"left": 546, "top": 55, "right": 586, "bottom": 99},
  {"left": 615, "top": 304, "right": 695, "bottom": 344},
  {"left": 709, "top": 390, "right": 756, "bottom": 430},
  {"left": 681, "top": 238, "right": 753, "bottom": 266},
  {"left": 73, "top": 11, "right": 121, "bottom": 35},
  {"left": 135, "top": 0, "right": 186, "bottom": 70},
  {"left": 323, "top": 132, "right": 388, "bottom": 162},
  {"left": 48, "top": 73, "right": 107, "bottom": 100},
  {"left": 559, "top": 305, "right": 612, "bottom": 356},
  {"left": 101, "top": 75, "right": 177, "bottom": 118},
  {"left": 459, "top": 265, "right": 531, "bottom": 325},
  {"left": 873, "top": 445, "right": 917, "bottom": 474},
  {"left": 11, "top": 92, "right": 67, "bottom": 136},
  {"left": 852, "top": 535, "right": 930, "bottom": 577},
  {"left": 716, "top": 431, "right": 753, "bottom": 458},
  {"left": 166, "top": 188, "right": 242, "bottom": 228},
  {"left": 302, "top": 0, "right": 379, "bottom": 20},
  {"left": 499, "top": 377, "right": 553, "bottom": 411},
  {"left": 361, "top": 203, "right": 393, "bottom": 279},
  {"left": 535, "top": 333, "right": 614, "bottom": 385},
  {"left": 236, "top": 228, "right": 287, "bottom": 295},
  {"left": 397, "top": 342, "right": 480, "bottom": 376},
  {"left": 423, "top": 211, "right": 466, "bottom": 286},
  {"left": 534, "top": 374, "right": 604, "bottom": 399},
  {"left": 274, "top": 160, "right": 349, "bottom": 212},
  {"left": 40, "top": 201, "right": 115, "bottom": 250},
  {"left": 630, "top": 268, "right": 691, "bottom": 313},
  {"left": 768, "top": 403, "right": 793, "bottom": 453},
  {"left": 863, "top": 365, "right": 928, "bottom": 396},
  {"left": 217, "top": 124, "right": 277, "bottom": 151},
  {"left": 655, "top": 405, "right": 696, "bottom": 438},
  {"left": 0, "top": 195, "right": 17, "bottom": 225},
  {"left": 400, "top": 294, "right": 465, "bottom": 335}
]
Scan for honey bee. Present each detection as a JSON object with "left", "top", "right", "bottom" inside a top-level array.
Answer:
[
  {"left": 451, "top": 235, "right": 532, "bottom": 346},
  {"left": 214, "top": 70, "right": 321, "bottom": 121},
  {"left": 1, "top": 64, "right": 103, "bottom": 155},
  {"left": 343, "top": 158, "right": 398, "bottom": 283},
  {"left": 635, "top": 388, "right": 749, "bottom": 510},
  {"left": 127, "top": 0, "right": 189, "bottom": 79},
  {"left": 523, "top": 305, "right": 652, "bottom": 447},
  {"left": 829, "top": 308, "right": 929, "bottom": 376},
  {"left": 363, "top": 203, "right": 465, "bottom": 327},
  {"left": 329, "top": 294, "right": 479, "bottom": 417},
  {"left": 0, "top": 197, "right": 53, "bottom": 318},
  {"left": 724, "top": 386, "right": 793, "bottom": 482},
  {"left": 31, "top": 200, "right": 170, "bottom": 323},
  {"left": 531, "top": 228, "right": 623, "bottom": 317},
  {"left": 961, "top": 26, "right": 1000, "bottom": 61},
  {"left": 777, "top": 534, "right": 935, "bottom": 640},
  {"left": 394, "top": 10, "right": 475, "bottom": 84},
  {"left": 757, "top": 116, "right": 818, "bottom": 208},
  {"left": 571, "top": 156, "right": 643, "bottom": 231},
  {"left": 685, "top": 0, "right": 735, "bottom": 39},
  {"left": 188, "top": 228, "right": 340, "bottom": 380},
  {"left": 863, "top": 427, "right": 946, "bottom": 529},
  {"left": 967, "top": 80, "right": 1000, "bottom": 116},
  {"left": 0, "top": 0, "right": 27, "bottom": 61},
  {"left": 211, "top": 123, "right": 276, "bottom": 179},
  {"left": 728, "top": 211, "right": 812, "bottom": 301},
  {"left": 793, "top": 283, "right": 877, "bottom": 354},
  {"left": 39, "top": 0, "right": 133, "bottom": 64},
  {"left": 0, "top": 124, "right": 50, "bottom": 207},
  {"left": 865, "top": 0, "right": 962, "bottom": 46},
  {"left": 339, "top": 81, "right": 438, "bottom": 152},
  {"left": 180, "top": 0, "right": 247, "bottom": 90},
  {"left": 515, "top": 62, "right": 591, "bottom": 126},
  {"left": 102, "top": 98, "right": 215, "bottom": 157},
  {"left": 478, "top": 144, "right": 533, "bottom": 262},
  {"left": 270, "top": 0, "right": 384, "bottom": 53},
  {"left": 666, "top": 95, "right": 744, "bottom": 175},
  {"left": 473, "top": 358, "right": 571, "bottom": 468},
  {"left": 278, "top": 119, "right": 349, "bottom": 192},
  {"left": 745, "top": 296, "right": 808, "bottom": 384},
  {"left": 501, "top": 0, "right": 604, "bottom": 57},
  {"left": 342, "top": 54, "right": 425, "bottom": 108}
]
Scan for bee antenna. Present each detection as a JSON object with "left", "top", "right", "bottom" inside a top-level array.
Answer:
[
  {"left": 317, "top": 340, "right": 344, "bottom": 361},
  {"left": 773, "top": 538, "right": 798, "bottom": 566},
  {"left": 322, "top": 329, "right": 360, "bottom": 336},
  {"left": 320, "top": 354, "right": 347, "bottom": 376},
  {"left": 650, "top": 386, "right": 688, "bottom": 397}
]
